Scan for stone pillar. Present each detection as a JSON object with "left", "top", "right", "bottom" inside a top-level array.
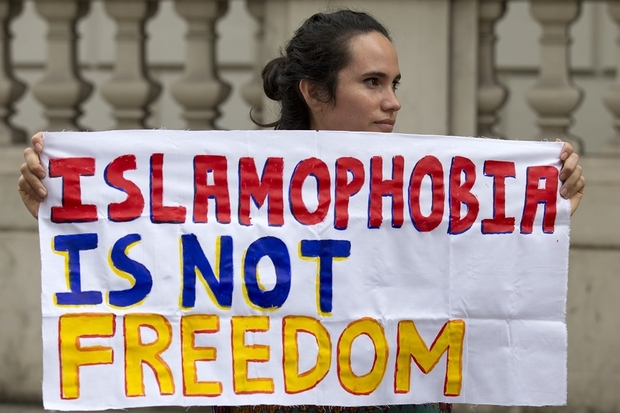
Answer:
[
  {"left": 450, "top": 0, "right": 478, "bottom": 137},
  {"left": 477, "top": 0, "right": 508, "bottom": 138},
  {"left": 101, "top": 0, "right": 161, "bottom": 130},
  {"left": 603, "top": 0, "right": 620, "bottom": 154},
  {"left": 526, "top": 0, "right": 583, "bottom": 150},
  {"left": 241, "top": 0, "right": 265, "bottom": 126},
  {"left": 0, "top": 0, "right": 26, "bottom": 145},
  {"left": 32, "top": 0, "right": 93, "bottom": 132},
  {"left": 171, "top": 0, "right": 230, "bottom": 130}
]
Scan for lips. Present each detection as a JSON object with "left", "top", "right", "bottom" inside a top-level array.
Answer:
[{"left": 374, "top": 119, "right": 395, "bottom": 132}]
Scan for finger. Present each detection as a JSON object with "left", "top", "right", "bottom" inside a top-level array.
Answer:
[
  {"left": 567, "top": 174, "right": 586, "bottom": 199},
  {"left": 31, "top": 131, "right": 44, "bottom": 153},
  {"left": 560, "top": 164, "right": 583, "bottom": 199},
  {"left": 23, "top": 146, "right": 46, "bottom": 180},
  {"left": 20, "top": 160, "right": 47, "bottom": 198},
  {"left": 17, "top": 176, "right": 43, "bottom": 219},
  {"left": 559, "top": 141, "right": 573, "bottom": 162},
  {"left": 17, "top": 175, "right": 43, "bottom": 202},
  {"left": 570, "top": 178, "right": 585, "bottom": 216},
  {"left": 559, "top": 151, "right": 579, "bottom": 182}
]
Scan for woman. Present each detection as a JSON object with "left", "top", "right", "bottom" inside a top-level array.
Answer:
[{"left": 17, "top": 9, "right": 585, "bottom": 413}]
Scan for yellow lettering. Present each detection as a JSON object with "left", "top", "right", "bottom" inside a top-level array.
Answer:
[
  {"left": 124, "top": 314, "right": 174, "bottom": 397},
  {"left": 181, "top": 314, "right": 222, "bottom": 396},
  {"left": 59, "top": 313, "right": 115, "bottom": 399},
  {"left": 337, "top": 317, "right": 388, "bottom": 395},
  {"left": 394, "top": 319, "right": 465, "bottom": 396},
  {"left": 282, "top": 316, "right": 331, "bottom": 394},
  {"left": 231, "top": 315, "right": 274, "bottom": 394}
]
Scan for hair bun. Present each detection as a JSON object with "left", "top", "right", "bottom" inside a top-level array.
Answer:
[{"left": 262, "top": 56, "right": 286, "bottom": 101}]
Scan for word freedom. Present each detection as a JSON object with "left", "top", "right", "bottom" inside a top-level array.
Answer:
[{"left": 58, "top": 314, "right": 465, "bottom": 400}]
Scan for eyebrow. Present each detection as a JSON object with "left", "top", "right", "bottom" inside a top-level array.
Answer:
[{"left": 363, "top": 71, "right": 402, "bottom": 82}]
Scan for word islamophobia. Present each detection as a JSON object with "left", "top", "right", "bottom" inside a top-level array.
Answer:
[
  {"left": 50, "top": 152, "right": 558, "bottom": 234},
  {"left": 39, "top": 130, "right": 569, "bottom": 410}
]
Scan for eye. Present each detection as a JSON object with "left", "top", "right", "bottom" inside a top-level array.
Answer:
[
  {"left": 392, "top": 80, "right": 400, "bottom": 91},
  {"left": 364, "top": 77, "right": 379, "bottom": 87}
]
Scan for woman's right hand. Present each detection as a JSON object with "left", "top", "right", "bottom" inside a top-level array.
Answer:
[{"left": 18, "top": 132, "right": 47, "bottom": 219}]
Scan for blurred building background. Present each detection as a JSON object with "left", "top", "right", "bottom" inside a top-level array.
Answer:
[{"left": 0, "top": 0, "right": 618, "bottom": 412}]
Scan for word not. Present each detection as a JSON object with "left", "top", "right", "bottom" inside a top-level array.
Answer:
[
  {"left": 58, "top": 313, "right": 465, "bottom": 400},
  {"left": 53, "top": 232, "right": 350, "bottom": 313},
  {"left": 48, "top": 154, "right": 558, "bottom": 234}
]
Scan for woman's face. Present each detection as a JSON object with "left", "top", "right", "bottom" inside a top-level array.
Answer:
[{"left": 311, "top": 31, "right": 402, "bottom": 133}]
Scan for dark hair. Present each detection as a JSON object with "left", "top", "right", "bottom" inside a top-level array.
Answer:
[{"left": 256, "top": 9, "right": 392, "bottom": 130}]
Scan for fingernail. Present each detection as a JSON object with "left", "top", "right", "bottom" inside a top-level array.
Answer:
[
  {"left": 35, "top": 143, "right": 42, "bottom": 152},
  {"left": 37, "top": 171, "right": 46, "bottom": 179},
  {"left": 38, "top": 188, "right": 46, "bottom": 197},
  {"left": 561, "top": 188, "right": 568, "bottom": 198},
  {"left": 561, "top": 152, "right": 568, "bottom": 161}
]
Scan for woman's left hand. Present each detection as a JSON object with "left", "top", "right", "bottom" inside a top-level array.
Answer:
[{"left": 558, "top": 141, "right": 585, "bottom": 216}]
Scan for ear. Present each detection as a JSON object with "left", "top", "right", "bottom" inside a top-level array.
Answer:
[{"left": 299, "top": 78, "right": 324, "bottom": 112}]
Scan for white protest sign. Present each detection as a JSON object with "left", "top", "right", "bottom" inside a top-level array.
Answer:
[{"left": 38, "top": 130, "right": 570, "bottom": 411}]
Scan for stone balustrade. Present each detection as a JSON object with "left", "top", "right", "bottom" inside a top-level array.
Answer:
[
  {"left": 0, "top": 0, "right": 26, "bottom": 144},
  {"left": 0, "top": 0, "right": 615, "bottom": 153}
]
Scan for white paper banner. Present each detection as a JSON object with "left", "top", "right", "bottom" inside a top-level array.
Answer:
[{"left": 38, "top": 130, "right": 570, "bottom": 411}]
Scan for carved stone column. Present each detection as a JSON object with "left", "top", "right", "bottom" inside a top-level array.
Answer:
[
  {"left": 101, "top": 0, "right": 161, "bottom": 130},
  {"left": 0, "top": 0, "right": 26, "bottom": 145},
  {"left": 477, "top": 0, "right": 508, "bottom": 138},
  {"left": 241, "top": 0, "right": 265, "bottom": 126},
  {"left": 171, "top": 0, "right": 230, "bottom": 130},
  {"left": 526, "top": 0, "right": 583, "bottom": 151},
  {"left": 603, "top": 0, "right": 620, "bottom": 154},
  {"left": 32, "top": 0, "right": 93, "bottom": 132}
]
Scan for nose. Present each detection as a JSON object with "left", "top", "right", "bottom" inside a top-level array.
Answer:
[{"left": 382, "top": 88, "right": 401, "bottom": 113}]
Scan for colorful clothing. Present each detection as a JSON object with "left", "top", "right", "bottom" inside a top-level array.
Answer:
[{"left": 214, "top": 404, "right": 451, "bottom": 413}]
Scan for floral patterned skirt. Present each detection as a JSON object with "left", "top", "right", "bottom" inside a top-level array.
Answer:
[{"left": 213, "top": 404, "right": 451, "bottom": 413}]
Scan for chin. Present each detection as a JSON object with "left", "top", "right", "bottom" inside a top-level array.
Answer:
[{"left": 372, "top": 124, "right": 394, "bottom": 133}]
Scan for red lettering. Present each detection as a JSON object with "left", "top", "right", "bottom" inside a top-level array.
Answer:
[
  {"left": 408, "top": 156, "right": 444, "bottom": 232},
  {"left": 369, "top": 156, "right": 404, "bottom": 228},
  {"left": 193, "top": 155, "right": 231, "bottom": 224},
  {"left": 449, "top": 156, "right": 479, "bottom": 234},
  {"left": 239, "top": 157, "right": 284, "bottom": 226},
  {"left": 334, "top": 157, "right": 365, "bottom": 230},
  {"left": 481, "top": 160, "right": 516, "bottom": 234},
  {"left": 150, "top": 153, "right": 186, "bottom": 224},
  {"left": 520, "top": 166, "right": 558, "bottom": 234},
  {"left": 104, "top": 155, "right": 145, "bottom": 222},
  {"left": 289, "top": 158, "right": 331, "bottom": 226},
  {"left": 50, "top": 157, "right": 97, "bottom": 223}
]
